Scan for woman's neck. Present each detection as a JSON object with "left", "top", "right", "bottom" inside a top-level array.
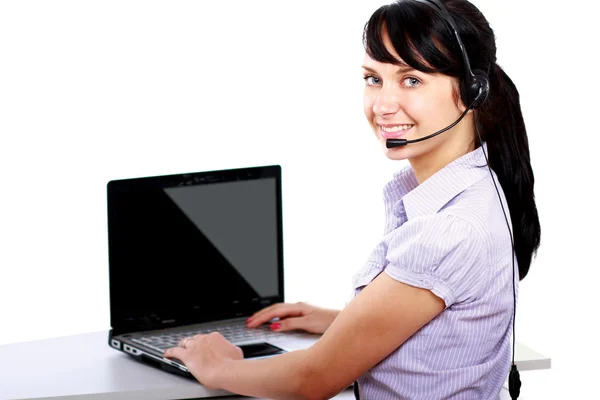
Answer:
[{"left": 409, "top": 138, "right": 475, "bottom": 184}]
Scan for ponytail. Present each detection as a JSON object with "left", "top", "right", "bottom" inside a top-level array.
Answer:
[{"left": 476, "top": 63, "right": 541, "bottom": 280}]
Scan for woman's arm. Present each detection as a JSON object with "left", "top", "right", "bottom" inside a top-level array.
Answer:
[
  {"left": 210, "top": 348, "right": 314, "bottom": 400},
  {"left": 209, "top": 272, "right": 444, "bottom": 400}
]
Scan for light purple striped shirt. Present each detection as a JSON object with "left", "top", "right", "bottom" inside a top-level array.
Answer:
[{"left": 351, "top": 142, "right": 518, "bottom": 399}]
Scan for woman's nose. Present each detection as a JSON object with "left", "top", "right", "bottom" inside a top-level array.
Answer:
[{"left": 372, "top": 88, "right": 402, "bottom": 116}]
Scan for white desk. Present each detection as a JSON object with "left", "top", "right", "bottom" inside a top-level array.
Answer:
[{"left": 0, "top": 330, "right": 550, "bottom": 400}]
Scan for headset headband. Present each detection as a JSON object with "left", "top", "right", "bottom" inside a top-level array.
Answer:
[
  {"left": 411, "top": 0, "right": 490, "bottom": 109},
  {"left": 412, "top": 0, "right": 475, "bottom": 83}
]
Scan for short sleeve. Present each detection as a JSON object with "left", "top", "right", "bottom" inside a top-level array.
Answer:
[{"left": 383, "top": 214, "right": 487, "bottom": 307}]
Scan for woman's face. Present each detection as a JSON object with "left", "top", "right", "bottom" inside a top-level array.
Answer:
[{"left": 363, "top": 28, "right": 470, "bottom": 162}]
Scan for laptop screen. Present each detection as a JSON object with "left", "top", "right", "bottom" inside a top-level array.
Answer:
[{"left": 107, "top": 165, "right": 283, "bottom": 333}]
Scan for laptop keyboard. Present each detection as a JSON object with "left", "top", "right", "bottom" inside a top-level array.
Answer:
[{"left": 130, "top": 318, "right": 306, "bottom": 352}]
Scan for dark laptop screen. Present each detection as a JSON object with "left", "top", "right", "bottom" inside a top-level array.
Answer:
[{"left": 107, "top": 165, "right": 283, "bottom": 333}]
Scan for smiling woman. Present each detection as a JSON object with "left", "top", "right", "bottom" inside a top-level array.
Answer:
[
  {"left": 159, "top": 0, "right": 540, "bottom": 399},
  {"left": 345, "top": 0, "right": 541, "bottom": 398}
]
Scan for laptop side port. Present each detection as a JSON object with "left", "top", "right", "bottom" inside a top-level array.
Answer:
[{"left": 124, "top": 345, "right": 139, "bottom": 355}]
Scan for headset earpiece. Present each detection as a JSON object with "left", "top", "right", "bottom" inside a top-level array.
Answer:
[{"left": 461, "top": 69, "right": 490, "bottom": 109}]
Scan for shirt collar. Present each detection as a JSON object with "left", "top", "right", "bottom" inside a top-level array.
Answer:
[{"left": 384, "top": 142, "right": 490, "bottom": 220}]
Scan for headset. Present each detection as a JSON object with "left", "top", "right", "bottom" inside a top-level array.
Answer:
[{"left": 385, "top": 0, "right": 521, "bottom": 398}]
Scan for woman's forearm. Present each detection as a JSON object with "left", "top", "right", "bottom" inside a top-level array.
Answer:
[
  {"left": 210, "top": 348, "right": 316, "bottom": 400},
  {"left": 324, "top": 309, "right": 341, "bottom": 332},
  {"left": 208, "top": 307, "right": 343, "bottom": 397}
]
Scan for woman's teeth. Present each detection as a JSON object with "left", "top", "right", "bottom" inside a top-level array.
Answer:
[{"left": 380, "top": 124, "right": 414, "bottom": 132}]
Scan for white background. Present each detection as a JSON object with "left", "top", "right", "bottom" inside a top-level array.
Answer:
[{"left": 0, "top": 0, "right": 597, "bottom": 398}]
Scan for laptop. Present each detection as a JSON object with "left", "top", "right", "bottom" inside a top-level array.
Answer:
[{"left": 106, "top": 164, "right": 318, "bottom": 385}]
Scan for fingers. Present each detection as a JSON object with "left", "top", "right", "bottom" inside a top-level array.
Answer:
[
  {"left": 164, "top": 346, "right": 187, "bottom": 361},
  {"left": 177, "top": 334, "right": 209, "bottom": 350},
  {"left": 167, "top": 334, "right": 210, "bottom": 360},
  {"left": 247, "top": 303, "right": 279, "bottom": 323},
  {"left": 246, "top": 304, "right": 304, "bottom": 328},
  {"left": 179, "top": 337, "right": 192, "bottom": 348},
  {"left": 274, "top": 316, "right": 306, "bottom": 332},
  {"left": 247, "top": 303, "right": 304, "bottom": 325}
]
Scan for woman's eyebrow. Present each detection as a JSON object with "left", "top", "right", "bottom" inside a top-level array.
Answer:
[{"left": 361, "top": 64, "right": 415, "bottom": 74}]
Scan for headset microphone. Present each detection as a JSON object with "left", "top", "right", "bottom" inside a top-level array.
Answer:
[{"left": 385, "top": 94, "right": 478, "bottom": 149}]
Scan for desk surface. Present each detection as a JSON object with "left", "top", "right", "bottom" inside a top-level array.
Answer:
[{"left": 0, "top": 330, "right": 550, "bottom": 400}]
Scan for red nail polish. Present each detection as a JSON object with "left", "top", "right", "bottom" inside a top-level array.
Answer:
[{"left": 270, "top": 323, "right": 280, "bottom": 330}]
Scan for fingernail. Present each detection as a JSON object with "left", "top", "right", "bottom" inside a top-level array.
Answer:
[{"left": 270, "top": 323, "right": 280, "bottom": 330}]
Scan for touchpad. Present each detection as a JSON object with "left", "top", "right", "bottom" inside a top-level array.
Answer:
[{"left": 239, "top": 342, "right": 286, "bottom": 358}]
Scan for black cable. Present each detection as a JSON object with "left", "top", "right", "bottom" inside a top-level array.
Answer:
[
  {"left": 473, "top": 109, "right": 520, "bottom": 399},
  {"left": 402, "top": 106, "right": 471, "bottom": 143}
]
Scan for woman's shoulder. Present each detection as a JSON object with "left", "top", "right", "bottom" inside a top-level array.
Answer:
[{"left": 437, "top": 177, "right": 513, "bottom": 260}]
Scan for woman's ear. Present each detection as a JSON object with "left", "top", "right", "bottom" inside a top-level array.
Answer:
[{"left": 452, "top": 82, "right": 471, "bottom": 114}]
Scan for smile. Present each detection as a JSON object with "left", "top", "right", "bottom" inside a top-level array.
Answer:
[{"left": 379, "top": 124, "right": 414, "bottom": 139}]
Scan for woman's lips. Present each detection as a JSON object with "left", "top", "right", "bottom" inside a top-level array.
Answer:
[{"left": 379, "top": 125, "right": 414, "bottom": 139}]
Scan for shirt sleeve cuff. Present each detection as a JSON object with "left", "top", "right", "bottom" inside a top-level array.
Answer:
[{"left": 383, "top": 266, "right": 456, "bottom": 308}]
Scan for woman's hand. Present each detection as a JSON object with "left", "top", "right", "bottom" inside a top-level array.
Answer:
[
  {"left": 246, "top": 301, "right": 341, "bottom": 335},
  {"left": 164, "top": 332, "right": 244, "bottom": 389}
]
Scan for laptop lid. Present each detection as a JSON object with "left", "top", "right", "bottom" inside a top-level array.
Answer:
[{"left": 107, "top": 165, "right": 284, "bottom": 335}]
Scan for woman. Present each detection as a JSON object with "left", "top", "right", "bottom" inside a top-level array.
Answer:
[{"left": 164, "top": 0, "right": 541, "bottom": 398}]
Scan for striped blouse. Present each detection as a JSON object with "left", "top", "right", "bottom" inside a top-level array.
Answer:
[{"left": 350, "top": 142, "right": 518, "bottom": 399}]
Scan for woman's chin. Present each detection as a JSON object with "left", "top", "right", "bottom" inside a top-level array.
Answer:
[{"left": 383, "top": 143, "right": 410, "bottom": 160}]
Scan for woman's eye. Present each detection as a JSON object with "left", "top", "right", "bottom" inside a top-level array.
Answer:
[
  {"left": 363, "top": 75, "right": 421, "bottom": 87},
  {"left": 403, "top": 77, "right": 421, "bottom": 87},
  {"left": 363, "top": 75, "right": 380, "bottom": 85}
]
